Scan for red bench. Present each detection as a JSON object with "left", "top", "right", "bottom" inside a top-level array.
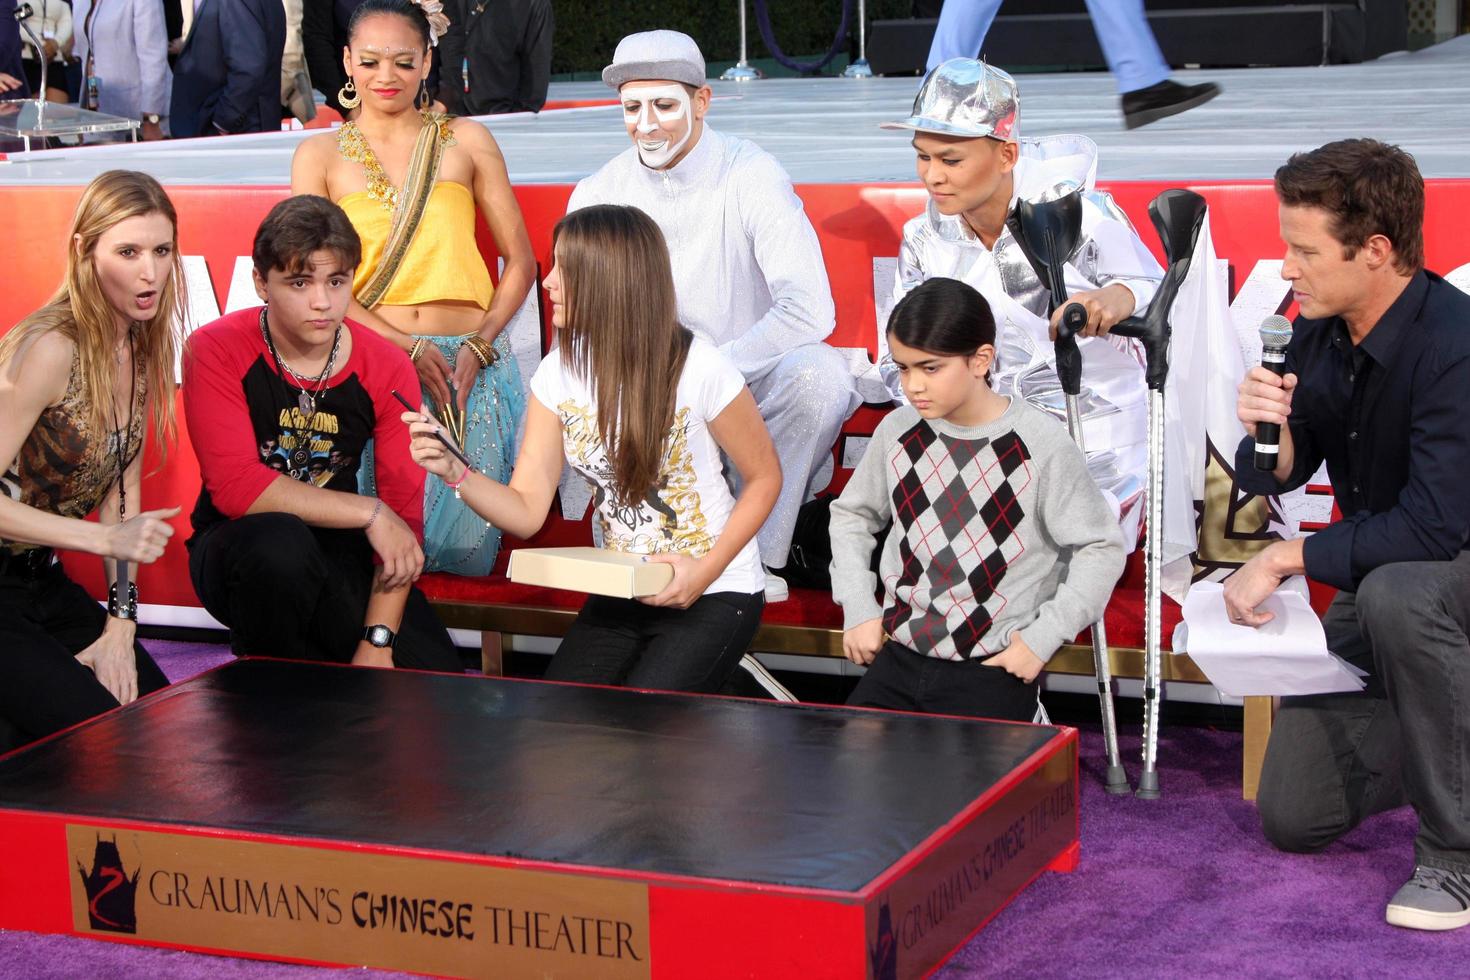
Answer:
[{"left": 418, "top": 547, "right": 1279, "bottom": 798}]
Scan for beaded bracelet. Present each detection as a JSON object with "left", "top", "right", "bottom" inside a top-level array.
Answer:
[
  {"left": 409, "top": 338, "right": 428, "bottom": 363},
  {"left": 460, "top": 335, "right": 497, "bottom": 368},
  {"left": 362, "top": 498, "right": 384, "bottom": 531},
  {"left": 108, "top": 581, "right": 139, "bottom": 622}
]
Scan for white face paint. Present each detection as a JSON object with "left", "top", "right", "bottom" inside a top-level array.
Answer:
[{"left": 621, "top": 83, "right": 694, "bottom": 170}]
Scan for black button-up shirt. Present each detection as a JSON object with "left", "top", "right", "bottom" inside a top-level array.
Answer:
[{"left": 1235, "top": 271, "right": 1470, "bottom": 591}]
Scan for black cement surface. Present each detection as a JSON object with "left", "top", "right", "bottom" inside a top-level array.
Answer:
[{"left": 0, "top": 659, "right": 1062, "bottom": 892}]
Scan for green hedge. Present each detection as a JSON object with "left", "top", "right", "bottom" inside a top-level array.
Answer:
[{"left": 551, "top": 1, "right": 915, "bottom": 76}]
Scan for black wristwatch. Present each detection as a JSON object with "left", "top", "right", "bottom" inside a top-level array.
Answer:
[{"left": 363, "top": 624, "right": 397, "bottom": 649}]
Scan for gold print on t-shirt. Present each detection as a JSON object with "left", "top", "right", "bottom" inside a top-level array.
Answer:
[{"left": 557, "top": 400, "right": 713, "bottom": 558}]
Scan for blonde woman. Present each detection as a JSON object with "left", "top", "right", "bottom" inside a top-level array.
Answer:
[
  {"left": 406, "top": 205, "right": 781, "bottom": 693},
  {"left": 0, "top": 170, "right": 185, "bottom": 751},
  {"left": 290, "top": 0, "right": 534, "bottom": 576}
]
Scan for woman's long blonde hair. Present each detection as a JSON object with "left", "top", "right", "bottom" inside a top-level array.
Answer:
[
  {"left": 552, "top": 205, "right": 692, "bottom": 507},
  {"left": 0, "top": 170, "right": 186, "bottom": 460}
]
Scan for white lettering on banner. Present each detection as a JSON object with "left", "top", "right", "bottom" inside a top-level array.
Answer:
[
  {"left": 1229, "top": 260, "right": 1290, "bottom": 368},
  {"left": 1448, "top": 261, "right": 1470, "bottom": 293}
]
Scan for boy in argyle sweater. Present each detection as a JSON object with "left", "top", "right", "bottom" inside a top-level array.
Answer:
[{"left": 830, "top": 278, "right": 1125, "bottom": 720}]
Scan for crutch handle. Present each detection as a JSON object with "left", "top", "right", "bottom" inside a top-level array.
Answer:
[
  {"left": 1111, "top": 189, "right": 1209, "bottom": 392},
  {"left": 1054, "top": 302, "right": 1088, "bottom": 396},
  {"left": 1107, "top": 313, "right": 1168, "bottom": 391}
]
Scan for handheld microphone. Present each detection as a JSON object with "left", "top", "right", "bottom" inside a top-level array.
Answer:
[{"left": 1254, "top": 315, "right": 1293, "bottom": 471}]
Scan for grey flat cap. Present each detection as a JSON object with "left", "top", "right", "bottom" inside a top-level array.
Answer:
[
  {"left": 602, "top": 30, "right": 707, "bottom": 90},
  {"left": 881, "top": 59, "right": 1019, "bottom": 140}
]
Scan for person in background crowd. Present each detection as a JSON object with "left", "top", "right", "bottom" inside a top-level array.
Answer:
[
  {"left": 183, "top": 195, "right": 460, "bottom": 672},
  {"left": 281, "top": 0, "right": 315, "bottom": 124},
  {"left": 566, "top": 30, "right": 860, "bottom": 602},
  {"left": 927, "top": 0, "right": 1220, "bottom": 129},
  {"left": 73, "top": 0, "right": 170, "bottom": 140},
  {"left": 164, "top": 0, "right": 188, "bottom": 63},
  {"left": 302, "top": 0, "right": 357, "bottom": 116},
  {"left": 18, "top": 0, "right": 71, "bottom": 103},
  {"left": 0, "top": 171, "right": 186, "bottom": 753},
  {"left": 0, "top": 16, "right": 28, "bottom": 97},
  {"left": 291, "top": 0, "right": 533, "bottom": 576},
  {"left": 406, "top": 205, "right": 780, "bottom": 693},
  {"left": 439, "top": 0, "right": 552, "bottom": 115},
  {"left": 170, "top": 0, "right": 287, "bottom": 137}
]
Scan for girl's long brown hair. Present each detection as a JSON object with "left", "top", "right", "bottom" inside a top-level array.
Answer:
[
  {"left": 0, "top": 170, "right": 186, "bottom": 463},
  {"left": 552, "top": 205, "right": 692, "bottom": 507}
]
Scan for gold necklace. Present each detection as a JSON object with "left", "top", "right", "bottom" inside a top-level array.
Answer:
[{"left": 337, "top": 113, "right": 457, "bottom": 212}]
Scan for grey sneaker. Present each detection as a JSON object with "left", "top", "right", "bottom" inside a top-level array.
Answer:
[{"left": 1386, "top": 865, "right": 1470, "bottom": 931}]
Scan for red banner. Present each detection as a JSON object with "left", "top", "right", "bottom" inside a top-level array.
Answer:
[{"left": 3, "top": 179, "right": 1468, "bottom": 611}]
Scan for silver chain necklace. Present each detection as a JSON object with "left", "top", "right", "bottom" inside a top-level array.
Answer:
[{"left": 259, "top": 307, "right": 342, "bottom": 418}]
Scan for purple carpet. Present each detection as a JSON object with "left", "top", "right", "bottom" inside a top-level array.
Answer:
[{"left": 0, "top": 641, "right": 1460, "bottom": 977}]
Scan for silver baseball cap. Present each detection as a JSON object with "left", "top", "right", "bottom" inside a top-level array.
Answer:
[
  {"left": 602, "top": 30, "right": 707, "bottom": 90},
  {"left": 881, "top": 59, "right": 1019, "bottom": 140}
]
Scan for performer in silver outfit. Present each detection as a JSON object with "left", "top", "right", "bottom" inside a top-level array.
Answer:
[
  {"left": 567, "top": 30, "right": 860, "bottom": 600},
  {"left": 882, "top": 60, "right": 1163, "bottom": 542}
]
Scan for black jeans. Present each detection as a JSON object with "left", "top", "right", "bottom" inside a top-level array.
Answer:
[
  {"left": 0, "top": 561, "right": 169, "bottom": 753},
  {"left": 847, "top": 640, "right": 1038, "bottom": 722},
  {"left": 188, "top": 513, "right": 459, "bottom": 672},
  {"left": 544, "top": 591, "right": 764, "bottom": 693},
  {"left": 1258, "top": 552, "right": 1470, "bottom": 874}
]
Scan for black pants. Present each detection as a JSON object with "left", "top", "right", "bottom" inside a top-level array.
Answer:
[
  {"left": 0, "top": 562, "right": 169, "bottom": 753},
  {"left": 188, "top": 513, "right": 459, "bottom": 672},
  {"left": 544, "top": 591, "right": 764, "bottom": 693},
  {"left": 847, "top": 640, "right": 1038, "bottom": 722},
  {"left": 1258, "top": 552, "right": 1470, "bottom": 873}
]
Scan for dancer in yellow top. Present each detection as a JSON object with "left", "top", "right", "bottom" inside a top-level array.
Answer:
[{"left": 290, "top": 0, "right": 533, "bottom": 575}]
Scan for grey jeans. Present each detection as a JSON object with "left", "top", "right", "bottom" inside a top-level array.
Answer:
[{"left": 1257, "top": 551, "right": 1470, "bottom": 873}]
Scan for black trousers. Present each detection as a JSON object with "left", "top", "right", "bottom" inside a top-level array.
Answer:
[
  {"left": 1258, "top": 552, "right": 1470, "bottom": 873},
  {"left": 847, "top": 640, "right": 1038, "bottom": 722},
  {"left": 0, "top": 562, "right": 169, "bottom": 753},
  {"left": 544, "top": 591, "right": 764, "bottom": 693},
  {"left": 188, "top": 513, "right": 459, "bottom": 672}
]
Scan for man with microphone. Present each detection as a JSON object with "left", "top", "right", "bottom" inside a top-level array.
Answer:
[{"left": 1226, "top": 138, "right": 1470, "bottom": 931}]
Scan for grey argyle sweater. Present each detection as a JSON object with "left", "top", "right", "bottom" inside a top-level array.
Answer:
[{"left": 830, "top": 398, "right": 1126, "bottom": 662}]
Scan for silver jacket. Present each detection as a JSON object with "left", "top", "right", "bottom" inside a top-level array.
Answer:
[
  {"left": 885, "top": 134, "right": 1163, "bottom": 530},
  {"left": 567, "top": 125, "right": 837, "bottom": 382}
]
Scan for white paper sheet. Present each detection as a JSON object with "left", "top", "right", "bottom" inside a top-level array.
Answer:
[{"left": 1174, "top": 579, "right": 1366, "bottom": 698}]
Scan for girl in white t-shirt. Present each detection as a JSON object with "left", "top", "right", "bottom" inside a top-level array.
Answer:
[{"left": 405, "top": 204, "right": 780, "bottom": 692}]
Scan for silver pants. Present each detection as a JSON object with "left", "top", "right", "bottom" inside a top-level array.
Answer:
[{"left": 739, "top": 344, "right": 860, "bottom": 568}]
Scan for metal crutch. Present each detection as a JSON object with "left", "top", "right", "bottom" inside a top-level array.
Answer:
[
  {"left": 1006, "top": 191, "right": 1129, "bottom": 794},
  {"left": 1064, "top": 188, "right": 1208, "bottom": 799}
]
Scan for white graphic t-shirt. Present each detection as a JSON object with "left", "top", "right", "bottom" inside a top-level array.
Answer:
[{"left": 529, "top": 337, "right": 765, "bottom": 596}]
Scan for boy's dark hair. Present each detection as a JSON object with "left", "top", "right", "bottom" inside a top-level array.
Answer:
[
  {"left": 887, "top": 277, "right": 996, "bottom": 355},
  {"left": 252, "top": 195, "right": 362, "bottom": 277},
  {"left": 1274, "top": 138, "right": 1424, "bottom": 275},
  {"left": 349, "top": 0, "right": 432, "bottom": 49}
]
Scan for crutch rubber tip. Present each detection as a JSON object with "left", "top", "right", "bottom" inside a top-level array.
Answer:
[
  {"left": 1104, "top": 766, "right": 1130, "bottom": 795},
  {"left": 1134, "top": 771, "right": 1161, "bottom": 799}
]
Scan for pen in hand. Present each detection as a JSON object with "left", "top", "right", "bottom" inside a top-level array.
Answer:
[{"left": 391, "top": 389, "right": 473, "bottom": 469}]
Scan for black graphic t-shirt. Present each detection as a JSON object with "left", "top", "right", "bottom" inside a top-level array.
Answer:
[{"left": 183, "top": 307, "right": 425, "bottom": 539}]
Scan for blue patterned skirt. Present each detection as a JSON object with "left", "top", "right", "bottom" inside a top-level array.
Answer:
[{"left": 361, "top": 332, "right": 524, "bottom": 575}]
